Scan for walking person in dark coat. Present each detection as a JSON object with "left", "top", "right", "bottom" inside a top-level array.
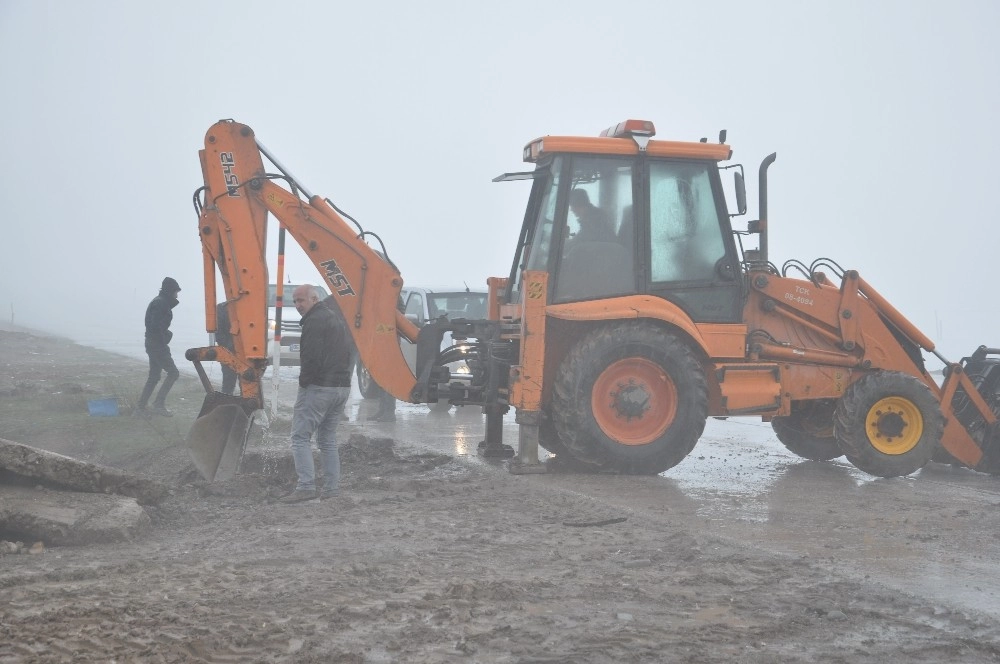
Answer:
[
  {"left": 281, "top": 284, "right": 353, "bottom": 503},
  {"left": 136, "top": 277, "right": 181, "bottom": 417},
  {"left": 216, "top": 301, "right": 238, "bottom": 396}
]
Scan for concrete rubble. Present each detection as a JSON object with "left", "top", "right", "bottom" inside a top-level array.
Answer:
[{"left": 0, "top": 438, "right": 166, "bottom": 546}]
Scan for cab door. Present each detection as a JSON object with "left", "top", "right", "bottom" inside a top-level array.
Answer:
[
  {"left": 551, "top": 154, "right": 638, "bottom": 303},
  {"left": 642, "top": 159, "right": 743, "bottom": 323}
]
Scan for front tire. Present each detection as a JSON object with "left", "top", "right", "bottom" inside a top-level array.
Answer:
[
  {"left": 834, "top": 371, "right": 943, "bottom": 478},
  {"left": 771, "top": 400, "right": 842, "bottom": 461},
  {"left": 552, "top": 323, "right": 707, "bottom": 475}
]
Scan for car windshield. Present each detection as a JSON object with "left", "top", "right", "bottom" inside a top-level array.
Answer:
[
  {"left": 267, "top": 284, "right": 329, "bottom": 307},
  {"left": 427, "top": 292, "right": 487, "bottom": 319}
]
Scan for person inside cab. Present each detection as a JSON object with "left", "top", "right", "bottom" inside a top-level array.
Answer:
[{"left": 567, "top": 188, "right": 616, "bottom": 245}]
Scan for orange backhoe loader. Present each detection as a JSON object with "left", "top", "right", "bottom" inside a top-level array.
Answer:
[{"left": 185, "top": 118, "right": 1000, "bottom": 482}]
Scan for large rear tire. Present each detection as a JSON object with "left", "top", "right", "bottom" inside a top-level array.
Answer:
[
  {"left": 538, "top": 413, "right": 566, "bottom": 455},
  {"left": 538, "top": 410, "right": 592, "bottom": 461},
  {"left": 834, "top": 371, "right": 943, "bottom": 478},
  {"left": 552, "top": 323, "right": 707, "bottom": 475},
  {"left": 771, "top": 400, "right": 842, "bottom": 461}
]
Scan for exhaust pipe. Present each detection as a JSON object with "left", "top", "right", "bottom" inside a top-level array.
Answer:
[{"left": 757, "top": 153, "right": 777, "bottom": 267}]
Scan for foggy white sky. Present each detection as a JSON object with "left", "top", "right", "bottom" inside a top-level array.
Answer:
[{"left": 1, "top": 0, "right": 997, "bottom": 367}]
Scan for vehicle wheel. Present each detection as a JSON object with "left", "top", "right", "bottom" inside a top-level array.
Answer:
[
  {"left": 430, "top": 399, "right": 452, "bottom": 412},
  {"left": 539, "top": 412, "right": 565, "bottom": 455},
  {"left": 536, "top": 410, "right": 574, "bottom": 456},
  {"left": 356, "top": 364, "right": 383, "bottom": 399},
  {"left": 538, "top": 415, "right": 569, "bottom": 456},
  {"left": 538, "top": 414, "right": 600, "bottom": 471},
  {"left": 771, "top": 400, "right": 843, "bottom": 461},
  {"left": 552, "top": 322, "right": 707, "bottom": 475},
  {"left": 833, "top": 371, "right": 943, "bottom": 478}
]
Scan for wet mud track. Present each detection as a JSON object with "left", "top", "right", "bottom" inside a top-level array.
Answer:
[{"left": 4, "top": 330, "right": 1000, "bottom": 662}]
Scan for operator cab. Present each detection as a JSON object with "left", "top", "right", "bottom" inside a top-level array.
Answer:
[{"left": 501, "top": 120, "right": 745, "bottom": 323}]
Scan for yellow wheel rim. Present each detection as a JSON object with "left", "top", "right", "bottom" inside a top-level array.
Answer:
[{"left": 864, "top": 396, "right": 923, "bottom": 455}]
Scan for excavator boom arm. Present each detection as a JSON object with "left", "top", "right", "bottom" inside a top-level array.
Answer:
[{"left": 193, "top": 119, "right": 420, "bottom": 403}]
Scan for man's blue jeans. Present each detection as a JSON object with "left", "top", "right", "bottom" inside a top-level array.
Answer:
[{"left": 290, "top": 385, "right": 351, "bottom": 493}]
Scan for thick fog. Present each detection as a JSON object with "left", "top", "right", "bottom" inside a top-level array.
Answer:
[{"left": 1, "top": 0, "right": 997, "bottom": 367}]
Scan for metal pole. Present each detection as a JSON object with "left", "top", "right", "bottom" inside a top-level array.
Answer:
[
  {"left": 256, "top": 140, "right": 314, "bottom": 200},
  {"left": 271, "top": 228, "right": 287, "bottom": 418}
]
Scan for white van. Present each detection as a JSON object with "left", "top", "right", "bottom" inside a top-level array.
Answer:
[{"left": 356, "top": 286, "right": 488, "bottom": 409}]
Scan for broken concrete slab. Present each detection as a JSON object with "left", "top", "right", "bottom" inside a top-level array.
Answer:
[
  {"left": 0, "top": 438, "right": 168, "bottom": 505},
  {"left": 0, "top": 485, "right": 151, "bottom": 546}
]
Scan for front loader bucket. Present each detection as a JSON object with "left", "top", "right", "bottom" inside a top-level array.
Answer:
[{"left": 186, "top": 392, "right": 258, "bottom": 482}]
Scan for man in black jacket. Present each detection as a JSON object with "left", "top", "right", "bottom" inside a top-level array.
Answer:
[
  {"left": 136, "top": 277, "right": 181, "bottom": 417},
  {"left": 322, "top": 294, "right": 357, "bottom": 421},
  {"left": 282, "top": 284, "right": 353, "bottom": 503}
]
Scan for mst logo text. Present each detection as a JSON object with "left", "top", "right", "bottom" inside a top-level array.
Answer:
[{"left": 320, "top": 259, "right": 356, "bottom": 297}]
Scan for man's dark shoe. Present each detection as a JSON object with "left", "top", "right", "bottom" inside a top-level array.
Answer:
[
  {"left": 150, "top": 405, "right": 173, "bottom": 417},
  {"left": 280, "top": 489, "right": 318, "bottom": 504},
  {"left": 367, "top": 411, "right": 396, "bottom": 423},
  {"left": 132, "top": 407, "right": 150, "bottom": 419}
]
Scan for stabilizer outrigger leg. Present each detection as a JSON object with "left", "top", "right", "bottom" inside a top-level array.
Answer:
[
  {"left": 508, "top": 410, "right": 547, "bottom": 475},
  {"left": 478, "top": 404, "right": 514, "bottom": 458}
]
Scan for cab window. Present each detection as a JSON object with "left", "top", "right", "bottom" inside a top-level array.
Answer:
[
  {"left": 404, "top": 292, "right": 425, "bottom": 325},
  {"left": 524, "top": 159, "right": 562, "bottom": 275},
  {"left": 553, "top": 155, "right": 635, "bottom": 302},
  {"left": 428, "top": 292, "right": 488, "bottom": 319},
  {"left": 648, "top": 162, "right": 726, "bottom": 283}
]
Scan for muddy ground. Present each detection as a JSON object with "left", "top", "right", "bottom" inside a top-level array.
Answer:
[{"left": 2, "top": 328, "right": 1000, "bottom": 663}]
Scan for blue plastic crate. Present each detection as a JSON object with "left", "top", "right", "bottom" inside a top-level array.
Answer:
[{"left": 87, "top": 398, "right": 120, "bottom": 417}]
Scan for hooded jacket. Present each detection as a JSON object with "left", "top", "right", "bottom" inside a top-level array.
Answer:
[{"left": 145, "top": 289, "right": 178, "bottom": 347}]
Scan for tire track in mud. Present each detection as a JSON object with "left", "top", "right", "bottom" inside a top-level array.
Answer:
[{"left": 3, "top": 437, "right": 1000, "bottom": 662}]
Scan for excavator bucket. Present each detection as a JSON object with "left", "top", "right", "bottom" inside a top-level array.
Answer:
[{"left": 185, "top": 392, "right": 258, "bottom": 482}]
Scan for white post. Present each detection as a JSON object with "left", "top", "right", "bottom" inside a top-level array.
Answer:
[{"left": 271, "top": 329, "right": 282, "bottom": 418}]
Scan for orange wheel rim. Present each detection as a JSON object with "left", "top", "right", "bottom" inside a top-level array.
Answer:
[{"left": 592, "top": 358, "right": 676, "bottom": 445}]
